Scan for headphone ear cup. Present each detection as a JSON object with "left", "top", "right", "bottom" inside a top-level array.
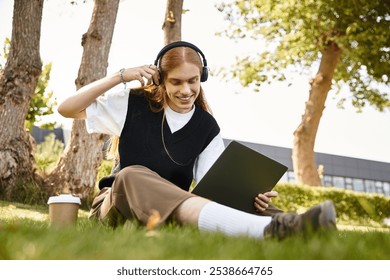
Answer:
[{"left": 201, "top": 66, "right": 208, "bottom": 82}]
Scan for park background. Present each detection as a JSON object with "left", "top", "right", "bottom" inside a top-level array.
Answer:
[
  {"left": 1, "top": 1, "right": 390, "bottom": 271},
  {"left": 0, "top": 0, "right": 389, "bottom": 164}
]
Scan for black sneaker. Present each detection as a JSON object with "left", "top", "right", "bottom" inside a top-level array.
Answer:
[{"left": 263, "top": 200, "right": 337, "bottom": 240}]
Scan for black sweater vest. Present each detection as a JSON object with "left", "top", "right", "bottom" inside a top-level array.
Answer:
[{"left": 117, "top": 92, "right": 220, "bottom": 191}]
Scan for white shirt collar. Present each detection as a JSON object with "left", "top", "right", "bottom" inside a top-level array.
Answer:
[{"left": 164, "top": 105, "right": 195, "bottom": 133}]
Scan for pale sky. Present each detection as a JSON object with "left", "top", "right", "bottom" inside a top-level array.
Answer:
[{"left": 1, "top": 0, "right": 389, "bottom": 163}]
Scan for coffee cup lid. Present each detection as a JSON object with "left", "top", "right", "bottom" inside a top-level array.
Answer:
[{"left": 47, "top": 194, "right": 81, "bottom": 205}]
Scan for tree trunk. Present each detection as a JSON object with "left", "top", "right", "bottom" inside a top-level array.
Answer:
[
  {"left": 0, "top": 0, "right": 44, "bottom": 200},
  {"left": 292, "top": 42, "right": 342, "bottom": 186},
  {"left": 163, "top": 0, "right": 183, "bottom": 45},
  {"left": 44, "top": 0, "right": 120, "bottom": 198}
]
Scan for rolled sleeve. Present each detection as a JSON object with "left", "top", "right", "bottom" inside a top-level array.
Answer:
[{"left": 85, "top": 89, "right": 128, "bottom": 136}]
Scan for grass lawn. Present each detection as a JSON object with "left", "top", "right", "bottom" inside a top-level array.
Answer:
[{"left": 0, "top": 200, "right": 389, "bottom": 260}]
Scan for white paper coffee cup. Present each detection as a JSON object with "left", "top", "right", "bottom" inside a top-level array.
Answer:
[{"left": 47, "top": 194, "right": 81, "bottom": 227}]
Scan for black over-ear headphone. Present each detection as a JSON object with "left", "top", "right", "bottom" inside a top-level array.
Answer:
[{"left": 153, "top": 41, "right": 208, "bottom": 82}]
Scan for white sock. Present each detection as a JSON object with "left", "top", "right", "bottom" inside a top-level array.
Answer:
[{"left": 198, "top": 202, "right": 272, "bottom": 239}]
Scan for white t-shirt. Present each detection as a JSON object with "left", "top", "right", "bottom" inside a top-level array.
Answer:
[{"left": 85, "top": 89, "right": 225, "bottom": 184}]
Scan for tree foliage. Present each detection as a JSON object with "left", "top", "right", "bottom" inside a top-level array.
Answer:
[
  {"left": 27, "top": 63, "right": 57, "bottom": 131},
  {"left": 217, "top": 0, "right": 390, "bottom": 111},
  {"left": 0, "top": 38, "right": 57, "bottom": 130},
  {"left": 34, "top": 133, "right": 64, "bottom": 174}
]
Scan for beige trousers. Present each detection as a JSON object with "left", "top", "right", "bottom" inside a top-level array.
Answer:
[
  {"left": 89, "top": 165, "right": 283, "bottom": 227},
  {"left": 89, "top": 165, "right": 195, "bottom": 227}
]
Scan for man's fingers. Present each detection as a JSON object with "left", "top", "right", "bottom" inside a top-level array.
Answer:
[
  {"left": 255, "top": 197, "right": 268, "bottom": 209},
  {"left": 264, "top": 191, "right": 278, "bottom": 198},
  {"left": 256, "top": 193, "right": 270, "bottom": 203}
]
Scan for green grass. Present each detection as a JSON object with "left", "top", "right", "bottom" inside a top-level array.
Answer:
[{"left": 1, "top": 200, "right": 389, "bottom": 260}]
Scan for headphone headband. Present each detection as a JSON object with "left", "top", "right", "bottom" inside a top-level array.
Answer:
[{"left": 153, "top": 41, "right": 208, "bottom": 82}]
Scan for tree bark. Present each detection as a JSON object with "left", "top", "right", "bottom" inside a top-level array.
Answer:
[
  {"left": 292, "top": 42, "right": 342, "bottom": 186},
  {"left": 44, "top": 0, "right": 120, "bottom": 198},
  {"left": 0, "top": 0, "right": 44, "bottom": 200},
  {"left": 163, "top": 0, "right": 183, "bottom": 45}
]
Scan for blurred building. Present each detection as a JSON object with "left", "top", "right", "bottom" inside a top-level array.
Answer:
[
  {"left": 224, "top": 139, "right": 390, "bottom": 197},
  {"left": 32, "top": 126, "right": 65, "bottom": 144},
  {"left": 31, "top": 127, "right": 390, "bottom": 197}
]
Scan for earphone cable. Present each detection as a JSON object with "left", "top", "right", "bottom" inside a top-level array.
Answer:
[{"left": 161, "top": 112, "right": 192, "bottom": 166}]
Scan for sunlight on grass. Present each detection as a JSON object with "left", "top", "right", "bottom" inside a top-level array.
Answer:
[
  {"left": 0, "top": 204, "right": 48, "bottom": 222},
  {"left": 0, "top": 201, "right": 89, "bottom": 223},
  {"left": 1, "top": 200, "right": 390, "bottom": 259},
  {"left": 337, "top": 224, "right": 390, "bottom": 233}
]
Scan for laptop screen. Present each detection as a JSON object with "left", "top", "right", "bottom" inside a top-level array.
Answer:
[{"left": 192, "top": 141, "right": 288, "bottom": 214}]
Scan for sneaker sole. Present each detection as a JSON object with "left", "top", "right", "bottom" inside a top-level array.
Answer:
[{"left": 318, "top": 200, "right": 337, "bottom": 230}]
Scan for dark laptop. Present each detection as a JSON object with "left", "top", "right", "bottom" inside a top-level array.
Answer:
[{"left": 192, "top": 141, "right": 288, "bottom": 214}]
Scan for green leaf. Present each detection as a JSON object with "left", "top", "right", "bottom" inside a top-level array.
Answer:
[{"left": 216, "top": 0, "right": 390, "bottom": 110}]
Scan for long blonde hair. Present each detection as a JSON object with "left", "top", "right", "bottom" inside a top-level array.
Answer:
[{"left": 108, "top": 46, "right": 212, "bottom": 160}]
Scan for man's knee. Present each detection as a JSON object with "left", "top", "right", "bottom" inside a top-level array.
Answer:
[
  {"left": 113, "top": 165, "right": 142, "bottom": 192},
  {"left": 116, "top": 165, "right": 151, "bottom": 179}
]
